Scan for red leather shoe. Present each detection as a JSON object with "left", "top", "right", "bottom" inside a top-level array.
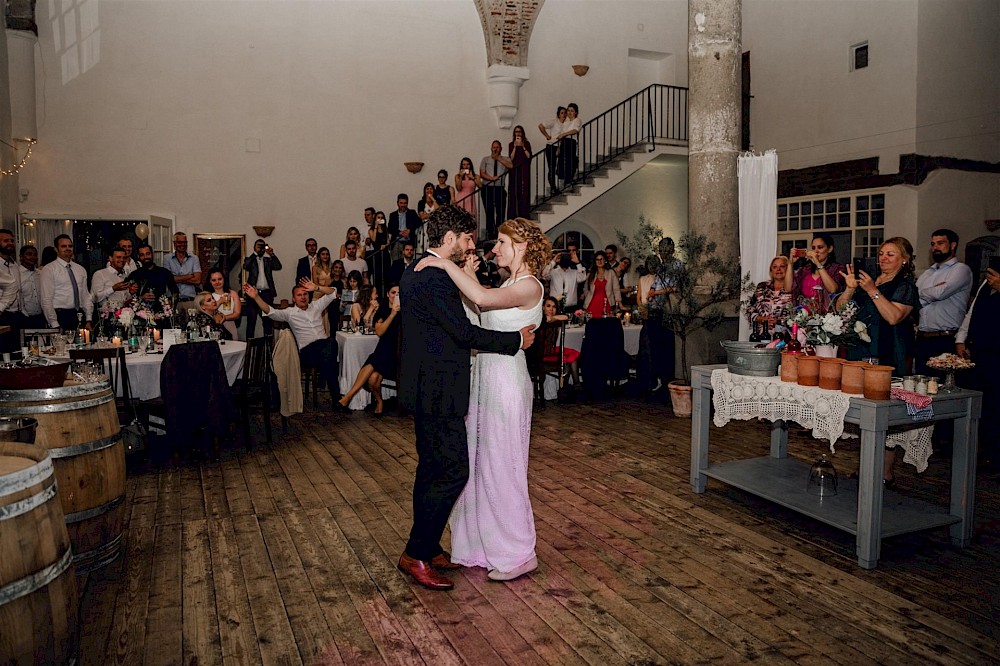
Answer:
[
  {"left": 430, "top": 551, "right": 462, "bottom": 571},
  {"left": 398, "top": 552, "right": 454, "bottom": 591}
]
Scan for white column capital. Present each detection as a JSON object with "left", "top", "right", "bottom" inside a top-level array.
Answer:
[{"left": 486, "top": 65, "right": 530, "bottom": 130}]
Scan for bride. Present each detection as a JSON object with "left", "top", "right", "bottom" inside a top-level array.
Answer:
[{"left": 415, "top": 217, "right": 551, "bottom": 581}]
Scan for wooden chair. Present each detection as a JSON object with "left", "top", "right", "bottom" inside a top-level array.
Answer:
[
  {"left": 527, "top": 321, "right": 567, "bottom": 408},
  {"left": 234, "top": 336, "right": 276, "bottom": 449},
  {"left": 69, "top": 346, "right": 134, "bottom": 420},
  {"left": 20, "top": 327, "right": 61, "bottom": 348}
]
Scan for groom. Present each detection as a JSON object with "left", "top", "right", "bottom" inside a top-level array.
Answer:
[{"left": 398, "top": 204, "right": 535, "bottom": 591}]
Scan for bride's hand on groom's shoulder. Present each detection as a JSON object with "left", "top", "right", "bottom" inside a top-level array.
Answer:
[{"left": 414, "top": 256, "right": 445, "bottom": 272}]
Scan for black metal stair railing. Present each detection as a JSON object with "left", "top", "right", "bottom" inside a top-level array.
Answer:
[{"left": 451, "top": 84, "right": 689, "bottom": 241}]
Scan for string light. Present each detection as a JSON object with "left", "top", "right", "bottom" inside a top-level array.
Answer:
[{"left": 0, "top": 139, "right": 37, "bottom": 177}]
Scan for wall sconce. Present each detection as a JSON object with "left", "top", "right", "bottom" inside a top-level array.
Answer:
[
  {"left": 572, "top": 65, "right": 589, "bottom": 76},
  {"left": 253, "top": 226, "right": 275, "bottom": 238},
  {"left": 404, "top": 162, "right": 424, "bottom": 174}
]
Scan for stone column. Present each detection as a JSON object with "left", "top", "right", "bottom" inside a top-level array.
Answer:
[{"left": 688, "top": 0, "right": 742, "bottom": 260}]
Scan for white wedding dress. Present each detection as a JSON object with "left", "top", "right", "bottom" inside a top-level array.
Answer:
[{"left": 450, "top": 275, "right": 543, "bottom": 574}]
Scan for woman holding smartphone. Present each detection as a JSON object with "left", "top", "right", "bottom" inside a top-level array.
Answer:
[
  {"left": 335, "top": 283, "right": 402, "bottom": 415},
  {"left": 784, "top": 233, "right": 845, "bottom": 309},
  {"left": 455, "top": 157, "right": 481, "bottom": 217}
]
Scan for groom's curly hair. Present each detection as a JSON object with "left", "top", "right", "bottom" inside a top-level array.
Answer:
[
  {"left": 425, "top": 204, "right": 476, "bottom": 248},
  {"left": 499, "top": 217, "right": 552, "bottom": 277}
]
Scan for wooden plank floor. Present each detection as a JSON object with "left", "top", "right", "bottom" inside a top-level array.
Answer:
[{"left": 77, "top": 396, "right": 1000, "bottom": 665}]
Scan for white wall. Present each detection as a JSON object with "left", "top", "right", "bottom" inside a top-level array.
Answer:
[{"left": 19, "top": 0, "right": 688, "bottom": 296}]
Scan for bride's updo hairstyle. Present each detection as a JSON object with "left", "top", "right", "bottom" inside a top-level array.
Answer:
[{"left": 498, "top": 217, "right": 553, "bottom": 277}]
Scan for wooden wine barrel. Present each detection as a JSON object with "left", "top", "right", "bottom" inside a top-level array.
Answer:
[
  {"left": 0, "top": 441, "right": 79, "bottom": 665},
  {"left": 0, "top": 381, "right": 127, "bottom": 574}
]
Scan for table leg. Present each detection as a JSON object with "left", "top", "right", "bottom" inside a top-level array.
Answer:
[
  {"left": 856, "top": 403, "right": 885, "bottom": 569},
  {"left": 691, "top": 380, "right": 712, "bottom": 493},
  {"left": 770, "top": 419, "right": 788, "bottom": 458},
  {"left": 949, "top": 393, "right": 980, "bottom": 546}
]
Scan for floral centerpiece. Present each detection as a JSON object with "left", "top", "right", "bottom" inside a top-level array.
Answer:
[
  {"left": 99, "top": 295, "right": 173, "bottom": 337},
  {"left": 926, "top": 352, "right": 975, "bottom": 393},
  {"left": 786, "top": 298, "right": 870, "bottom": 352}
]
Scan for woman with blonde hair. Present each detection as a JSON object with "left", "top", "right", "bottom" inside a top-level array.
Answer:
[{"left": 414, "top": 216, "right": 551, "bottom": 581}]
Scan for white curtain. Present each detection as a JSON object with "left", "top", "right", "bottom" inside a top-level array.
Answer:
[{"left": 738, "top": 150, "right": 778, "bottom": 341}]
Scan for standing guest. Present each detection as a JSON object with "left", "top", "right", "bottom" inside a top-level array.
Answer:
[
  {"left": 242, "top": 238, "right": 282, "bottom": 338},
  {"left": 163, "top": 232, "right": 202, "bottom": 307},
  {"left": 603, "top": 244, "right": 620, "bottom": 270},
  {"left": 418, "top": 182, "right": 439, "bottom": 222},
  {"left": 203, "top": 268, "right": 241, "bottom": 340},
  {"left": 548, "top": 249, "right": 586, "bottom": 311},
  {"left": 329, "top": 260, "right": 346, "bottom": 295},
  {"left": 336, "top": 283, "right": 402, "bottom": 415},
  {"left": 388, "top": 194, "right": 421, "bottom": 262},
  {"left": 396, "top": 204, "right": 532, "bottom": 590},
  {"left": 91, "top": 248, "right": 132, "bottom": 310},
  {"left": 192, "top": 292, "right": 233, "bottom": 340},
  {"left": 914, "top": 228, "right": 972, "bottom": 374},
  {"left": 479, "top": 140, "right": 511, "bottom": 240},
  {"left": 388, "top": 240, "right": 417, "bottom": 287},
  {"left": 311, "top": 247, "right": 336, "bottom": 334},
  {"left": 433, "top": 171, "right": 454, "bottom": 206},
  {"left": 341, "top": 240, "right": 368, "bottom": 284},
  {"left": 784, "top": 233, "right": 845, "bottom": 310},
  {"left": 557, "top": 102, "right": 582, "bottom": 184},
  {"left": 475, "top": 241, "right": 502, "bottom": 288},
  {"left": 40, "top": 246, "right": 57, "bottom": 267},
  {"left": 296, "top": 237, "right": 319, "bottom": 283},
  {"left": 507, "top": 125, "right": 533, "bottom": 218},
  {"left": 454, "top": 157, "right": 481, "bottom": 217},
  {"left": 0, "top": 229, "right": 20, "bottom": 350},
  {"left": 956, "top": 257, "right": 1000, "bottom": 471},
  {"left": 538, "top": 106, "right": 567, "bottom": 194},
  {"left": 837, "top": 237, "right": 920, "bottom": 375},
  {"left": 339, "top": 227, "right": 366, "bottom": 261},
  {"left": 110, "top": 237, "right": 138, "bottom": 276},
  {"left": 40, "top": 234, "right": 94, "bottom": 332},
  {"left": 366, "top": 212, "right": 391, "bottom": 292},
  {"left": 614, "top": 256, "right": 634, "bottom": 304},
  {"left": 583, "top": 253, "right": 622, "bottom": 318},
  {"left": 18, "top": 245, "right": 47, "bottom": 329},
  {"left": 745, "top": 256, "right": 794, "bottom": 333},
  {"left": 129, "top": 244, "right": 178, "bottom": 303},
  {"left": 648, "top": 240, "right": 681, "bottom": 391},
  {"left": 245, "top": 279, "right": 340, "bottom": 408}
]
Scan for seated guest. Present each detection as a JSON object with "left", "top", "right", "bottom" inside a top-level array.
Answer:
[
  {"left": 244, "top": 279, "right": 340, "bottom": 407},
  {"left": 341, "top": 240, "right": 368, "bottom": 284},
  {"left": 329, "top": 259, "right": 346, "bottom": 295},
  {"left": 203, "top": 268, "right": 241, "bottom": 340},
  {"left": 351, "top": 285, "right": 379, "bottom": 329},
  {"left": 542, "top": 296, "right": 580, "bottom": 385},
  {"left": 341, "top": 270, "right": 362, "bottom": 317},
  {"left": 388, "top": 240, "right": 416, "bottom": 286},
  {"left": 336, "top": 284, "right": 401, "bottom": 414},
  {"left": 339, "top": 227, "right": 366, "bottom": 261},
  {"left": 193, "top": 291, "right": 233, "bottom": 340}
]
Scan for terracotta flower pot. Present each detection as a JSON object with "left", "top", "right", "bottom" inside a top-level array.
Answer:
[
  {"left": 796, "top": 356, "right": 820, "bottom": 386},
  {"left": 818, "top": 358, "right": 845, "bottom": 391},
  {"left": 862, "top": 364, "right": 894, "bottom": 400},
  {"left": 840, "top": 361, "right": 866, "bottom": 395},
  {"left": 668, "top": 380, "right": 693, "bottom": 418},
  {"left": 780, "top": 352, "right": 800, "bottom": 383}
]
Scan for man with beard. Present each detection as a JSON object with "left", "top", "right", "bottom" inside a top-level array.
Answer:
[
  {"left": 914, "top": 228, "right": 972, "bottom": 374},
  {"left": 243, "top": 238, "right": 283, "bottom": 338},
  {"left": 129, "top": 244, "right": 178, "bottom": 303}
]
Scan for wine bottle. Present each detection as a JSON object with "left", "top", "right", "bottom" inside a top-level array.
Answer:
[
  {"left": 749, "top": 320, "right": 761, "bottom": 343},
  {"left": 786, "top": 322, "right": 803, "bottom": 353}
]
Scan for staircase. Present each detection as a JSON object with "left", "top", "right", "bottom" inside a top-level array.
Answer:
[{"left": 533, "top": 141, "right": 689, "bottom": 232}]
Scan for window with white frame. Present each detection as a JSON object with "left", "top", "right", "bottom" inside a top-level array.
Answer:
[{"left": 777, "top": 191, "right": 885, "bottom": 260}]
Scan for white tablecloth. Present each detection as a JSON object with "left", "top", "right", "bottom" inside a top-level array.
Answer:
[
  {"left": 51, "top": 341, "right": 246, "bottom": 401},
  {"left": 544, "top": 323, "right": 643, "bottom": 399},
  {"left": 336, "top": 331, "right": 396, "bottom": 410}
]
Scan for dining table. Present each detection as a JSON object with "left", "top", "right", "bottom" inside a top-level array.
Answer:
[
  {"left": 336, "top": 331, "right": 396, "bottom": 410},
  {"left": 543, "top": 322, "right": 643, "bottom": 399},
  {"left": 48, "top": 340, "right": 247, "bottom": 400}
]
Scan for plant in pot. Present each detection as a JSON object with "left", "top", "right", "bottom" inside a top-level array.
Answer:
[{"left": 617, "top": 221, "right": 743, "bottom": 416}]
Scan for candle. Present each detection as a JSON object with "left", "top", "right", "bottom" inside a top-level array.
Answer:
[
  {"left": 79, "top": 329, "right": 90, "bottom": 344},
  {"left": 112, "top": 336, "right": 122, "bottom": 347},
  {"left": 153, "top": 329, "right": 161, "bottom": 342}
]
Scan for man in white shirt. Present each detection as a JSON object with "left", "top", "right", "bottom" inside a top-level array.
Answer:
[
  {"left": 40, "top": 234, "right": 94, "bottom": 331},
  {"left": 548, "top": 249, "right": 587, "bottom": 311},
  {"left": 92, "top": 248, "right": 132, "bottom": 310},
  {"left": 341, "top": 240, "right": 368, "bottom": 284},
  {"left": 538, "top": 106, "right": 567, "bottom": 194},
  {"left": 17, "top": 245, "right": 46, "bottom": 329},
  {"left": 108, "top": 237, "right": 138, "bottom": 276},
  {"left": 914, "top": 228, "right": 973, "bottom": 374},
  {"left": 0, "top": 229, "right": 20, "bottom": 351},
  {"left": 245, "top": 279, "right": 340, "bottom": 408}
]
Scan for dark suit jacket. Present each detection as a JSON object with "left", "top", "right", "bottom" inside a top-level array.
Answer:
[
  {"left": 388, "top": 209, "right": 421, "bottom": 246},
  {"left": 388, "top": 258, "right": 415, "bottom": 287},
  {"left": 295, "top": 255, "right": 314, "bottom": 283},
  {"left": 243, "top": 253, "right": 283, "bottom": 293},
  {"left": 400, "top": 252, "right": 520, "bottom": 417}
]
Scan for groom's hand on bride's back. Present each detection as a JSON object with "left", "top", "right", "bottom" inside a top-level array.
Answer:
[{"left": 519, "top": 325, "right": 536, "bottom": 350}]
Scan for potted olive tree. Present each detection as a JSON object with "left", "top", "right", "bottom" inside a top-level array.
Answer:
[{"left": 617, "top": 222, "right": 743, "bottom": 416}]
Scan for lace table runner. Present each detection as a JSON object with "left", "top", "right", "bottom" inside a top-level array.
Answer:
[{"left": 711, "top": 369, "right": 852, "bottom": 451}]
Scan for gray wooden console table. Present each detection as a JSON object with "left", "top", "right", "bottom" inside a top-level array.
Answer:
[{"left": 689, "top": 364, "right": 981, "bottom": 569}]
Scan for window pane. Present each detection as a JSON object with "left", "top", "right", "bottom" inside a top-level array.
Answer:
[
  {"left": 802, "top": 217, "right": 811, "bottom": 230},
  {"left": 872, "top": 193, "right": 884, "bottom": 210},
  {"left": 856, "top": 196, "right": 869, "bottom": 211},
  {"left": 857, "top": 212, "right": 869, "bottom": 227},
  {"left": 790, "top": 203, "right": 799, "bottom": 216},
  {"left": 870, "top": 229, "right": 883, "bottom": 246},
  {"left": 858, "top": 231, "right": 868, "bottom": 245},
  {"left": 826, "top": 199, "right": 837, "bottom": 213},
  {"left": 826, "top": 214, "right": 837, "bottom": 229},
  {"left": 839, "top": 198, "right": 850, "bottom": 212},
  {"left": 778, "top": 204, "right": 787, "bottom": 217},
  {"left": 789, "top": 218, "right": 799, "bottom": 231},
  {"left": 801, "top": 202, "right": 811, "bottom": 215},
  {"left": 839, "top": 213, "right": 851, "bottom": 227},
  {"left": 871, "top": 210, "right": 884, "bottom": 226},
  {"left": 778, "top": 219, "right": 787, "bottom": 231}
]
